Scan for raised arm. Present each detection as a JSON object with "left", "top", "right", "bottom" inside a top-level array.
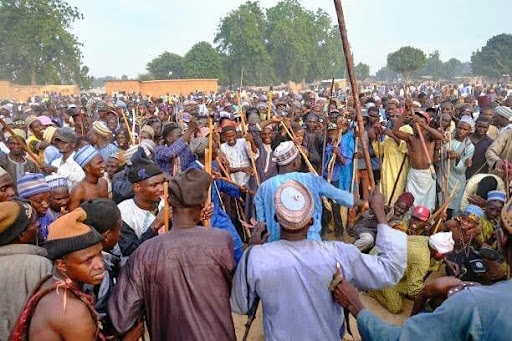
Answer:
[{"left": 392, "top": 113, "right": 411, "bottom": 142}]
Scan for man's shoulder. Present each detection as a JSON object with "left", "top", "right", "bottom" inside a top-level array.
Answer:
[{"left": 118, "top": 198, "right": 135, "bottom": 210}]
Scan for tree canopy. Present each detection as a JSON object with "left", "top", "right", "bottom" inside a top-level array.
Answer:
[
  {"left": 471, "top": 34, "right": 512, "bottom": 79},
  {"left": 387, "top": 46, "right": 426, "bottom": 80},
  {"left": 146, "top": 52, "right": 184, "bottom": 79},
  {"left": 183, "top": 42, "right": 224, "bottom": 80},
  {"left": 355, "top": 63, "right": 370, "bottom": 80},
  {"left": 0, "top": 0, "right": 91, "bottom": 88}
]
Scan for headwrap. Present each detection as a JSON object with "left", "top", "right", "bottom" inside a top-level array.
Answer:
[
  {"left": 168, "top": 168, "right": 211, "bottom": 208},
  {"left": 190, "top": 137, "right": 208, "bottom": 156},
  {"left": 92, "top": 121, "right": 112, "bottom": 138},
  {"left": 45, "top": 175, "right": 69, "bottom": 190},
  {"left": 127, "top": 148, "right": 162, "bottom": 183},
  {"left": 17, "top": 173, "right": 50, "bottom": 199},
  {"left": 42, "top": 126, "right": 58, "bottom": 143},
  {"left": 411, "top": 206, "right": 430, "bottom": 222},
  {"left": 487, "top": 190, "right": 506, "bottom": 203},
  {"left": 274, "top": 180, "right": 314, "bottom": 230},
  {"left": 396, "top": 192, "right": 414, "bottom": 207},
  {"left": 44, "top": 208, "right": 103, "bottom": 260},
  {"left": 428, "top": 232, "right": 455, "bottom": 254},
  {"left": 0, "top": 200, "right": 33, "bottom": 246},
  {"left": 74, "top": 145, "right": 100, "bottom": 168},
  {"left": 495, "top": 106, "right": 512, "bottom": 120},
  {"left": 458, "top": 115, "right": 475, "bottom": 128},
  {"left": 273, "top": 141, "right": 299, "bottom": 166},
  {"left": 461, "top": 204, "right": 484, "bottom": 223}
]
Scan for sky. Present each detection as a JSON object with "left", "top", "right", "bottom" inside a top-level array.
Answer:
[{"left": 66, "top": 0, "right": 512, "bottom": 78}]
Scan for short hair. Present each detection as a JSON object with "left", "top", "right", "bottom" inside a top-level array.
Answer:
[
  {"left": 81, "top": 199, "right": 121, "bottom": 234},
  {"left": 367, "top": 106, "right": 379, "bottom": 114},
  {"left": 161, "top": 122, "right": 180, "bottom": 139},
  {"left": 475, "top": 116, "right": 490, "bottom": 124}
]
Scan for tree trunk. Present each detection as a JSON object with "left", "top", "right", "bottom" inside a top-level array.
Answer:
[{"left": 30, "top": 66, "right": 36, "bottom": 85}]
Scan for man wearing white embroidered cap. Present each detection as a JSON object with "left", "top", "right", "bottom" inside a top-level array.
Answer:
[{"left": 232, "top": 180, "right": 407, "bottom": 340}]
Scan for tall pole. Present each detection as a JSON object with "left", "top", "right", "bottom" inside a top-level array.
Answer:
[{"left": 333, "top": 0, "right": 375, "bottom": 189}]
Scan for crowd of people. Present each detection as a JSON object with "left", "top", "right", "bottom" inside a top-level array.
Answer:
[{"left": 0, "top": 80, "right": 511, "bottom": 340}]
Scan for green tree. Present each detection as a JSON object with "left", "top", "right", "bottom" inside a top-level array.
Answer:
[
  {"left": 0, "top": 0, "right": 90, "bottom": 87},
  {"left": 215, "top": 1, "right": 275, "bottom": 86},
  {"left": 442, "top": 58, "right": 463, "bottom": 80},
  {"left": 414, "top": 50, "right": 442, "bottom": 80},
  {"left": 375, "top": 66, "right": 399, "bottom": 82},
  {"left": 355, "top": 62, "right": 370, "bottom": 80},
  {"left": 387, "top": 46, "right": 426, "bottom": 80},
  {"left": 471, "top": 34, "right": 512, "bottom": 79},
  {"left": 183, "top": 42, "right": 224, "bottom": 80},
  {"left": 146, "top": 52, "right": 184, "bottom": 79}
]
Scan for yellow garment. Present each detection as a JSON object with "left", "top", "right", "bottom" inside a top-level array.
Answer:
[
  {"left": 25, "top": 135, "right": 44, "bottom": 161},
  {"left": 369, "top": 235, "right": 430, "bottom": 313},
  {"left": 379, "top": 125, "right": 413, "bottom": 204}
]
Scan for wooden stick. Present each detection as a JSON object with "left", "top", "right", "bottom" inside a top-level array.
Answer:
[
  {"left": 240, "top": 102, "right": 261, "bottom": 186},
  {"left": 414, "top": 120, "right": 436, "bottom": 180},
  {"left": 327, "top": 128, "right": 343, "bottom": 183},
  {"left": 321, "top": 78, "right": 335, "bottom": 177},
  {"left": 333, "top": 0, "right": 375, "bottom": 190},
  {"left": 351, "top": 134, "right": 359, "bottom": 194},
  {"left": 444, "top": 132, "right": 452, "bottom": 203},
  {"left": 119, "top": 108, "right": 136, "bottom": 146},
  {"left": 431, "top": 181, "right": 459, "bottom": 234},
  {"left": 204, "top": 147, "right": 212, "bottom": 227},
  {"left": 281, "top": 122, "right": 318, "bottom": 175},
  {"left": 163, "top": 181, "right": 170, "bottom": 233},
  {"left": 387, "top": 154, "right": 407, "bottom": 206},
  {"left": 267, "top": 86, "right": 273, "bottom": 121},
  {"left": 0, "top": 117, "right": 43, "bottom": 169}
]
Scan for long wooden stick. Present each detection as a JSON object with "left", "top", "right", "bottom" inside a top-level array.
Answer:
[
  {"left": 163, "top": 181, "right": 169, "bottom": 233},
  {"left": 267, "top": 86, "right": 273, "bottom": 121},
  {"left": 240, "top": 101, "right": 261, "bottom": 186},
  {"left": 119, "top": 108, "right": 136, "bottom": 146},
  {"left": 327, "top": 128, "right": 343, "bottom": 183},
  {"left": 431, "top": 181, "right": 459, "bottom": 234},
  {"left": 333, "top": 0, "right": 374, "bottom": 190},
  {"left": 281, "top": 122, "right": 318, "bottom": 175},
  {"left": 0, "top": 117, "right": 43, "bottom": 169},
  {"left": 204, "top": 117, "right": 214, "bottom": 228},
  {"left": 321, "top": 78, "right": 335, "bottom": 177},
  {"left": 387, "top": 154, "right": 407, "bottom": 206}
]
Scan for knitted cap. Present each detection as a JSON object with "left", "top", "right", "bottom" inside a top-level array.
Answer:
[
  {"left": 397, "top": 192, "right": 414, "bottom": 207},
  {"left": 169, "top": 168, "right": 211, "bottom": 208},
  {"left": 74, "top": 145, "right": 100, "bottom": 168},
  {"left": 92, "top": 121, "right": 112, "bottom": 138},
  {"left": 127, "top": 148, "right": 162, "bottom": 183},
  {"left": 45, "top": 174, "right": 69, "bottom": 190},
  {"left": 0, "top": 200, "right": 33, "bottom": 246},
  {"left": 274, "top": 180, "right": 314, "bottom": 230},
  {"left": 44, "top": 208, "right": 103, "bottom": 260},
  {"left": 273, "top": 141, "right": 299, "bottom": 166},
  {"left": 25, "top": 115, "right": 39, "bottom": 128},
  {"left": 495, "top": 106, "right": 512, "bottom": 120},
  {"left": 17, "top": 173, "right": 50, "bottom": 199},
  {"left": 4, "top": 128, "right": 27, "bottom": 140}
]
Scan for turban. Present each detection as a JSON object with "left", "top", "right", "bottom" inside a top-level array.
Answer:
[
  {"left": 169, "top": 168, "right": 210, "bottom": 208},
  {"left": 17, "top": 173, "right": 50, "bottom": 199},
  {"left": 273, "top": 141, "right": 298, "bottom": 166},
  {"left": 275, "top": 180, "right": 314, "bottom": 230},
  {"left": 44, "top": 208, "right": 103, "bottom": 260},
  {"left": 428, "top": 232, "right": 455, "bottom": 254},
  {"left": 74, "top": 145, "right": 100, "bottom": 168}
]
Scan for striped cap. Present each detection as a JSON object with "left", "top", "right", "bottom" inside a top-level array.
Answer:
[
  {"left": 495, "top": 106, "right": 512, "bottom": 120},
  {"left": 17, "top": 173, "right": 50, "bottom": 199},
  {"left": 45, "top": 174, "right": 69, "bottom": 190},
  {"left": 74, "top": 145, "right": 100, "bottom": 168},
  {"left": 92, "top": 121, "right": 112, "bottom": 138},
  {"left": 273, "top": 141, "right": 299, "bottom": 166},
  {"left": 43, "top": 126, "right": 58, "bottom": 143},
  {"left": 486, "top": 190, "right": 506, "bottom": 203}
]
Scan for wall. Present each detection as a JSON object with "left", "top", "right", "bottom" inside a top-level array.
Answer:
[
  {"left": 105, "top": 79, "right": 219, "bottom": 96},
  {"left": 0, "top": 80, "right": 80, "bottom": 101}
]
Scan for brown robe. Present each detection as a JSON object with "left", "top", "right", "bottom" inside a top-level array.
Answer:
[{"left": 108, "top": 226, "right": 236, "bottom": 340}]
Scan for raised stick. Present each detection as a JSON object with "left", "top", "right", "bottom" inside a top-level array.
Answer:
[
  {"left": 321, "top": 77, "right": 335, "bottom": 176},
  {"left": 163, "top": 181, "right": 169, "bottom": 233},
  {"left": 333, "top": 0, "right": 375, "bottom": 189},
  {"left": 240, "top": 98, "right": 261, "bottom": 186},
  {"left": 281, "top": 122, "right": 318, "bottom": 175},
  {"left": 119, "top": 108, "right": 136, "bottom": 146}
]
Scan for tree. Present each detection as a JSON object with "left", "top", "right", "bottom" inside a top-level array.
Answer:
[
  {"left": 387, "top": 46, "right": 426, "bottom": 80},
  {"left": 183, "top": 42, "right": 224, "bottom": 80},
  {"left": 471, "top": 34, "right": 512, "bottom": 79},
  {"left": 0, "top": 0, "right": 90, "bottom": 87},
  {"left": 355, "top": 63, "right": 370, "bottom": 80},
  {"left": 413, "top": 50, "right": 442, "bottom": 80},
  {"left": 146, "top": 52, "right": 184, "bottom": 79},
  {"left": 215, "top": 1, "right": 275, "bottom": 86},
  {"left": 137, "top": 73, "right": 154, "bottom": 81},
  {"left": 375, "top": 66, "right": 399, "bottom": 82},
  {"left": 442, "top": 58, "right": 463, "bottom": 80}
]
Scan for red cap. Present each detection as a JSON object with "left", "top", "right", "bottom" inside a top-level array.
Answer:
[
  {"left": 412, "top": 206, "right": 430, "bottom": 222},
  {"left": 414, "top": 110, "right": 431, "bottom": 124}
]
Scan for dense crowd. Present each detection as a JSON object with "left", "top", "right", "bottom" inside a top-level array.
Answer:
[{"left": 0, "top": 80, "right": 511, "bottom": 340}]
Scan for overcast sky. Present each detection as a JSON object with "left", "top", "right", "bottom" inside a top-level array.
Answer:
[{"left": 66, "top": 0, "right": 512, "bottom": 78}]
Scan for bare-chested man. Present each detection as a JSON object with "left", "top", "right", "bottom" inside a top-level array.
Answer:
[
  {"left": 393, "top": 108, "right": 443, "bottom": 211},
  {"left": 68, "top": 145, "right": 108, "bottom": 210}
]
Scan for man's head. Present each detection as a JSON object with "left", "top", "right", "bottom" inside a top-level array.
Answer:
[
  {"left": 393, "top": 192, "right": 414, "bottom": 217},
  {"left": 115, "top": 129, "right": 129, "bottom": 149},
  {"left": 261, "top": 126, "right": 273, "bottom": 145},
  {"left": 6, "top": 134, "right": 25, "bottom": 156},
  {"left": 409, "top": 206, "right": 431, "bottom": 235},
  {"left": 0, "top": 168, "right": 15, "bottom": 202},
  {"left": 455, "top": 117, "right": 473, "bottom": 140},
  {"left": 128, "top": 148, "right": 165, "bottom": 204},
  {"left": 17, "top": 173, "right": 51, "bottom": 216},
  {"left": 46, "top": 176, "right": 70, "bottom": 212},
  {"left": 480, "top": 107, "right": 494, "bottom": 122},
  {"left": 274, "top": 141, "right": 300, "bottom": 173},
  {"left": 84, "top": 154, "right": 105, "bottom": 179},
  {"left": 45, "top": 208, "right": 104, "bottom": 285},
  {"left": 368, "top": 106, "right": 380, "bottom": 125},
  {"left": 106, "top": 156, "right": 120, "bottom": 179},
  {"left": 439, "top": 113, "right": 451, "bottom": 130},
  {"left": 53, "top": 127, "right": 78, "bottom": 155},
  {"left": 485, "top": 190, "right": 506, "bottom": 220},
  {"left": 453, "top": 205, "right": 483, "bottom": 245},
  {"left": 26, "top": 115, "right": 45, "bottom": 139},
  {"left": 74, "top": 145, "right": 103, "bottom": 176},
  {"left": 274, "top": 180, "right": 314, "bottom": 237},
  {"left": 493, "top": 106, "right": 512, "bottom": 128},
  {"left": 169, "top": 168, "right": 211, "bottom": 223},
  {"left": 428, "top": 231, "right": 455, "bottom": 260},
  {"left": 162, "top": 123, "right": 182, "bottom": 145},
  {"left": 221, "top": 125, "right": 238, "bottom": 146},
  {"left": 474, "top": 117, "right": 490, "bottom": 137},
  {"left": 81, "top": 199, "right": 122, "bottom": 251},
  {"left": 305, "top": 112, "right": 320, "bottom": 132},
  {"left": 440, "top": 102, "right": 454, "bottom": 117},
  {"left": 89, "top": 121, "right": 112, "bottom": 143},
  {"left": 0, "top": 200, "right": 37, "bottom": 246}
]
